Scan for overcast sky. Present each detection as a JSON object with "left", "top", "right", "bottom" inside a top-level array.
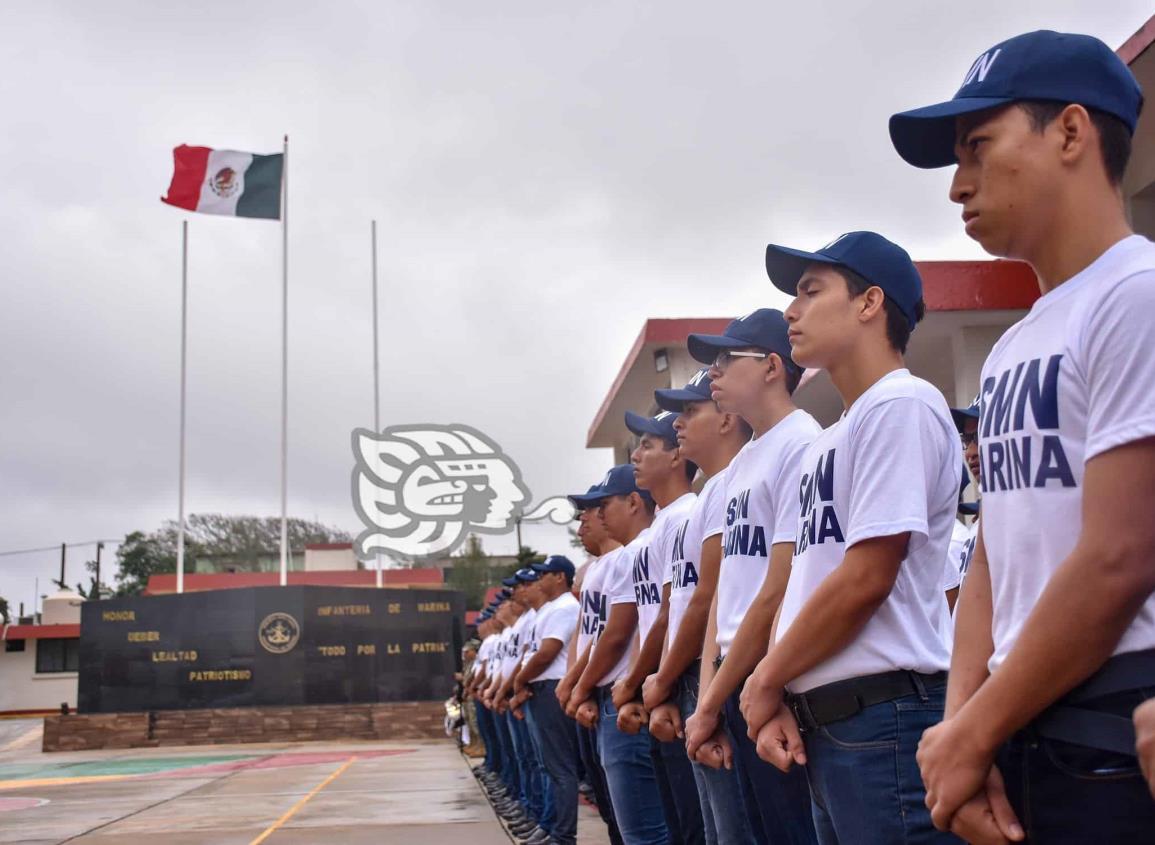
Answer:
[{"left": 1, "top": 2, "right": 1150, "bottom": 611}]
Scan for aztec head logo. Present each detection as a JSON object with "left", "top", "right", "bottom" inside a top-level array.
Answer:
[
  {"left": 352, "top": 424, "right": 571, "bottom": 559},
  {"left": 210, "top": 167, "right": 239, "bottom": 198}
]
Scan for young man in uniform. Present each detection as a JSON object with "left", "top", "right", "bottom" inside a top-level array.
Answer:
[
  {"left": 891, "top": 29, "right": 1155, "bottom": 841},
  {"left": 616, "top": 410, "right": 703, "bottom": 845},
  {"left": 558, "top": 485, "right": 624, "bottom": 845},
  {"left": 490, "top": 574, "right": 551, "bottom": 845},
  {"left": 643, "top": 369, "right": 758, "bottom": 845},
  {"left": 513, "top": 555, "right": 582, "bottom": 845},
  {"left": 742, "top": 232, "right": 958, "bottom": 845},
  {"left": 680, "top": 309, "right": 820, "bottom": 845},
  {"left": 567, "top": 465, "right": 669, "bottom": 845}
]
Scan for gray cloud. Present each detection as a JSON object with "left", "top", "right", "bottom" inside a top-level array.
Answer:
[{"left": 1, "top": 1, "right": 1149, "bottom": 604}]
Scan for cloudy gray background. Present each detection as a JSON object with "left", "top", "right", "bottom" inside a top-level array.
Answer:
[{"left": 1, "top": 1, "right": 1150, "bottom": 610}]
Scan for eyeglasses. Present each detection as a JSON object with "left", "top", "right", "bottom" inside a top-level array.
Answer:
[
  {"left": 960, "top": 432, "right": 978, "bottom": 447},
  {"left": 712, "top": 349, "right": 768, "bottom": 370}
]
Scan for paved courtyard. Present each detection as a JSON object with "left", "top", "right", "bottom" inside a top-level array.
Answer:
[{"left": 0, "top": 718, "right": 610, "bottom": 845}]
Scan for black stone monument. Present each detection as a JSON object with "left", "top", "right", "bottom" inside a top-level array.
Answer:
[{"left": 78, "top": 586, "right": 464, "bottom": 713}]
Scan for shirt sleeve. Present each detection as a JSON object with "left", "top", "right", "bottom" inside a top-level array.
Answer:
[
  {"left": 540, "top": 601, "right": 579, "bottom": 644},
  {"left": 1083, "top": 271, "right": 1155, "bottom": 461},
  {"left": 703, "top": 473, "right": 728, "bottom": 539},
  {"left": 766, "top": 439, "right": 808, "bottom": 545},
  {"left": 846, "top": 397, "right": 946, "bottom": 550},
  {"left": 606, "top": 550, "right": 637, "bottom": 605}
]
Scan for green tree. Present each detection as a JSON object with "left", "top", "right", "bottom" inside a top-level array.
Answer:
[
  {"left": 447, "top": 535, "right": 493, "bottom": 610},
  {"left": 111, "top": 514, "right": 351, "bottom": 596},
  {"left": 515, "top": 545, "right": 545, "bottom": 569},
  {"left": 0, "top": 595, "right": 9, "bottom": 624}
]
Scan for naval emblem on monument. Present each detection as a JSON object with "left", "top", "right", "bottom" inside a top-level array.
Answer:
[{"left": 258, "top": 612, "right": 301, "bottom": 654}]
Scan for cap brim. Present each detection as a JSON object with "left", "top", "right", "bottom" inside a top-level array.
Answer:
[
  {"left": 889, "top": 97, "right": 1015, "bottom": 169},
  {"left": 958, "top": 502, "right": 980, "bottom": 517},
  {"left": 950, "top": 407, "right": 981, "bottom": 431},
  {"left": 625, "top": 410, "right": 668, "bottom": 438},
  {"left": 567, "top": 493, "right": 600, "bottom": 509},
  {"left": 765, "top": 244, "right": 842, "bottom": 295},
  {"left": 654, "top": 387, "right": 708, "bottom": 413},
  {"left": 686, "top": 332, "right": 750, "bottom": 365}
]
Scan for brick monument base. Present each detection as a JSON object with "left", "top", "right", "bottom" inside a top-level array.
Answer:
[{"left": 42, "top": 701, "right": 447, "bottom": 752}]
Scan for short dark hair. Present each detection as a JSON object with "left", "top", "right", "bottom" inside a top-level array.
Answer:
[
  {"left": 1017, "top": 100, "right": 1132, "bottom": 186},
  {"left": 776, "top": 354, "right": 803, "bottom": 394},
  {"left": 838, "top": 267, "right": 924, "bottom": 354}
]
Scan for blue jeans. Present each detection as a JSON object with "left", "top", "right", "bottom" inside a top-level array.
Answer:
[
  {"left": 597, "top": 685, "right": 669, "bottom": 845},
  {"left": 578, "top": 718, "right": 625, "bottom": 845},
  {"left": 493, "top": 706, "right": 521, "bottom": 796},
  {"left": 997, "top": 687, "right": 1155, "bottom": 843},
  {"left": 507, "top": 710, "right": 547, "bottom": 822},
  {"left": 650, "top": 731, "right": 706, "bottom": 845},
  {"left": 475, "top": 701, "right": 500, "bottom": 773},
  {"left": 679, "top": 668, "right": 757, "bottom": 845},
  {"left": 801, "top": 683, "right": 958, "bottom": 845},
  {"left": 526, "top": 681, "right": 575, "bottom": 843},
  {"left": 725, "top": 688, "right": 816, "bottom": 845}
]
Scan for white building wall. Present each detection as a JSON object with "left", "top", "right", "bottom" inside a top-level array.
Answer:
[
  {"left": 304, "top": 547, "right": 358, "bottom": 571},
  {"left": 0, "top": 643, "right": 77, "bottom": 713}
]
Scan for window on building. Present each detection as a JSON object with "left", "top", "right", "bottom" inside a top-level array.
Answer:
[
  {"left": 36, "top": 638, "right": 79, "bottom": 673},
  {"left": 4, "top": 639, "right": 25, "bottom": 653}
]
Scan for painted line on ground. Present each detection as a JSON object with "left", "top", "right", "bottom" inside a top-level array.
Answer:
[
  {"left": 248, "top": 756, "right": 355, "bottom": 845},
  {"left": 0, "top": 725, "right": 43, "bottom": 753}
]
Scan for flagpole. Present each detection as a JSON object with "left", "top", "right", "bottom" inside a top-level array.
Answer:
[
  {"left": 371, "top": 219, "right": 383, "bottom": 588},
  {"left": 279, "top": 135, "right": 289, "bottom": 586},
  {"left": 177, "top": 220, "right": 188, "bottom": 595}
]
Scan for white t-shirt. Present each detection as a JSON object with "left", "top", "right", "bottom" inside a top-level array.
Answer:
[
  {"left": 594, "top": 529, "right": 650, "bottom": 686},
  {"left": 960, "top": 518, "right": 978, "bottom": 580},
  {"left": 979, "top": 235, "right": 1155, "bottom": 673},
  {"left": 578, "top": 553, "right": 613, "bottom": 658},
  {"left": 777, "top": 369, "right": 956, "bottom": 692},
  {"left": 633, "top": 493, "right": 696, "bottom": 644},
  {"left": 488, "top": 629, "right": 511, "bottom": 684},
  {"left": 668, "top": 470, "right": 729, "bottom": 645},
  {"left": 715, "top": 410, "right": 820, "bottom": 657},
  {"left": 477, "top": 635, "right": 496, "bottom": 677},
  {"left": 501, "top": 609, "right": 535, "bottom": 680},
  {"left": 526, "top": 593, "right": 581, "bottom": 682},
  {"left": 943, "top": 519, "right": 970, "bottom": 593}
]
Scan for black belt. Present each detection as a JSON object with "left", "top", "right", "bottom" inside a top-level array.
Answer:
[
  {"left": 1034, "top": 649, "right": 1155, "bottom": 756},
  {"left": 788, "top": 670, "right": 948, "bottom": 732}
]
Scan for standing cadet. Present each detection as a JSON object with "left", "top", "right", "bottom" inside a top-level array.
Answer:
[
  {"left": 568, "top": 465, "right": 669, "bottom": 845},
  {"left": 513, "top": 555, "right": 582, "bottom": 845},
  {"left": 643, "top": 369, "right": 758, "bottom": 845},
  {"left": 558, "top": 483, "right": 624, "bottom": 845},
  {"left": 680, "top": 309, "right": 819, "bottom": 845},
  {"left": 615, "top": 410, "right": 703, "bottom": 845},
  {"left": 741, "top": 232, "right": 958, "bottom": 845},
  {"left": 890, "top": 29, "right": 1155, "bottom": 842}
]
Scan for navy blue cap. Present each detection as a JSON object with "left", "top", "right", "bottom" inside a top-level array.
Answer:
[
  {"left": 950, "top": 397, "right": 981, "bottom": 432},
  {"left": 687, "top": 308, "right": 797, "bottom": 372},
  {"left": 498, "top": 588, "right": 513, "bottom": 600},
  {"left": 532, "top": 555, "right": 577, "bottom": 580},
  {"left": 959, "top": 501, "right": 980, "bottom": 517},
  {"left": 514, "top": 567, "right": 540, "bottom": 584},
  {"left": 501, "top": 575, "right": 519, "bottom": 587},
  {"left": 655, "top": 368, "right": 713, "bottom": 413},
  {"left": 890, "top": 31, "right": 1143, "bottom": 169},
  {"left": 625, "top": 410, "right": 679, "bottom": 444},
  {"left": 766, "top": 232, "right": 923, "bottom": 331},
  {"left": 590, "top": 464, "right": 653, "bottom": 505},
  {"left": 568, "top": 480, "right": 607, "bottom": 510}
]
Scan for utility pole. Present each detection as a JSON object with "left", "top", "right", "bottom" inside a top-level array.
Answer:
[
  {"left": 59, "top": 543, "right": 66, "bottom": 590},
  {"left": 95, "top": 542, "right": 104, "bottom": 600}
]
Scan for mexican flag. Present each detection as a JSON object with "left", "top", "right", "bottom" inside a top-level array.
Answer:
[{"left": 161, "top": 145, "right": 283, "bottom": 220}]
